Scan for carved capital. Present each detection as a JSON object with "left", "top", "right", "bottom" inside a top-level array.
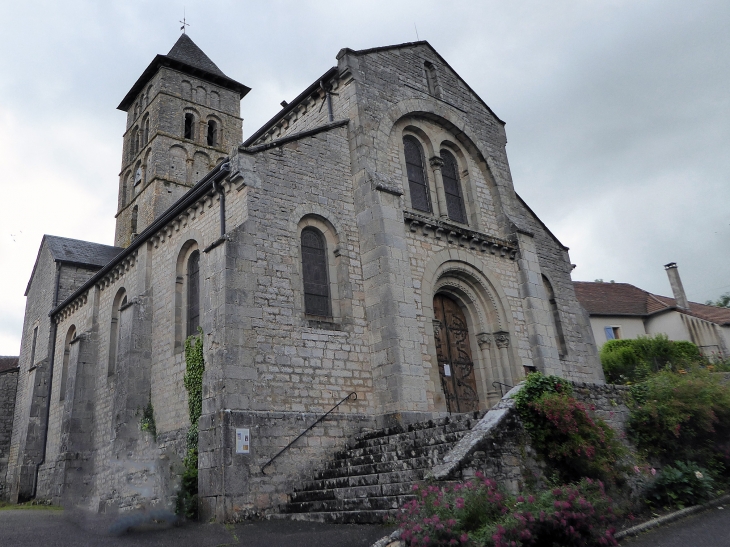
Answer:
[
  {"left": 477, "top": 333, "right": 492, "bottom": 349},
  {"left": 494, "top": 331, "right": 510, "bottom": 349},
  {"left": 429, "top": 156, "right": 444, "bottom": 169}
]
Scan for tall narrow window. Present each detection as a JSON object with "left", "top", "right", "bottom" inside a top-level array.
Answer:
[
  {"left": 187, "top": 250, "right": 200, "bottom": 336},
  {"left": 543, "top": 276, "right": 568, "bottom": 358},
  {"left": 403, "top": 136, "right": 432, "bottom": 213},
  {"left": 29, "top": 326, "right": 38, "bottom": 370},
  {"left": 143, "top": 116, "right": 150, "bottom": 145},
  {"left": 131, "top": 205, "right": 138, "bottom": 236},
  {"left": 108, "top": 289, "right": 126, "bottom": 376},
  {"left": 301, "top": 228, "right": 330, "bottom": 316},
  {"left": 60, "top": 326, "right": 75, "bottom": 402},
  {"left": 424, "top": 61, "right": 440, "bottom": 97},
  {"left": 184, "top": 113, "right": 195, "bottom": 140},
  {"left": 207, "top": 120, "right": 218, "bottom": 146},
  {"left": 440, "top": 150, "right": 466, "bottom": 223}
]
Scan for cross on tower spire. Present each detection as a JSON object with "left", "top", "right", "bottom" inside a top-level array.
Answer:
[{"left": 180, "top": 9, "right": 189, "bottom": 34}]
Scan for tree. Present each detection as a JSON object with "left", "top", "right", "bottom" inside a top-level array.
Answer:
[{"left": 705, "top": 292, "right": 730, "bottom": 308}]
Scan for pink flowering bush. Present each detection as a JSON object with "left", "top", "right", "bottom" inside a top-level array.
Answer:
[{"left": 396, "top": 473, "right": 619, "bottom": 546}]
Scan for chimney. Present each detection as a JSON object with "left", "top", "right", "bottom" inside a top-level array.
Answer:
[{"left": 664, "top": 262, "right": 690, "bottom": 310}]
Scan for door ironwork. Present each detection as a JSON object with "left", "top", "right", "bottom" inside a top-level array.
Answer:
[{"left": 433, "top": 294, "right": 479, "bottom": 413}]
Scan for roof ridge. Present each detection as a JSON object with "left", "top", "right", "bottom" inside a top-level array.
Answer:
[{"left": 167, "top": 33, "right": 226, "bottom": 77}]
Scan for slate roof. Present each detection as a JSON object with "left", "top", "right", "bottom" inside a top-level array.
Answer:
[
  {"left": 574, "top": 281, "right": 730, "bottom": 326},
  {"left": 0, "top": 356, "right": 19, "bottom": 374},
  {"left": 25, "top": 236, "right": 123, "bottom": 296},
  {"left": 118, "top": 34, "right": 250, "bottom": 111}
]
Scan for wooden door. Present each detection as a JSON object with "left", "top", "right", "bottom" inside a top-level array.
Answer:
[{"left": 433, "top": 294, "right": 479, "bottom": 413}]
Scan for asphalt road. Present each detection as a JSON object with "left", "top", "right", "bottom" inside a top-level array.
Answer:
[
  {"left": 621, "top": 506, "right": 730, "bottom": 547},
  {"left": 0, "top": 509, "right": 395, "bottom": 547}
]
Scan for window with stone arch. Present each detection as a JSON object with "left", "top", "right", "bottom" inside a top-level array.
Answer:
[
  {"left": 301, "top": 228, "right": 330, "bottom": 317},
  {"left": 440, "top": 148, "right": 467, "bottom": 224},
  {"left": 108, "top": 288, "right": 127, "bottom": 376},
  {"left": 174, "top": 240, "right": 201, "bottom": 351},
  {"left": 184, "top": 112, "right": 196, "bottom": 140},
  {"left": 207, "top": 119, "right": 218, "bottom": 147},
  {"left": 59, "top": 325, "right": 76, "bottom": 402},
  {"left": 403, "top": 135, "right": 432, "bottom": 213},
  {"left": 297, "top": 216, "right": 344, "bottom": 324},
  {"left": 542, "top": 275, "right": 568, "bottom": 358},
  {"left": 142, "top": 114, "right": 150, "bottom": 145}
]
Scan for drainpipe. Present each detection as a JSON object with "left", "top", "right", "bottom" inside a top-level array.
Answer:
[
  {"left": 212, "top": 162, "right": 230, "bottom": 238},
  {"left": 320, "top": 80, "right": 334, "bottom": 123},
  {"left": 31, "top": 261, "right": 61, "bottom": 499}
]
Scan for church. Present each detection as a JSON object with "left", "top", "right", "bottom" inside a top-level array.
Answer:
[{"left": 5, "top": 34, "right": 603, "bottom": 521}]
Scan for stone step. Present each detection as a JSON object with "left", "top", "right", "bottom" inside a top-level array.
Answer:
[
  {"left": 326, "top": 436, "right": 464, "bottom": 469},
  {"left": 299, "top": 469, "right": 426, "bottom": 492},
  {"left": 283, "top": 494, "right": 415, "bottom": 514},
  {"left": 349, "top": 419, "right": 476, "bottom": 449},
  {"left": 313, "top": 451, "right": 451, "bottom": 481},
  {"left": 291, "top": 481, "right": 417, "bottom": 503}
]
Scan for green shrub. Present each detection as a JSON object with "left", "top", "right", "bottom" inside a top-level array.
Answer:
[
  {"left": 601, "top": 335, "right": 703, "bottom": 384},
  {"left": 396, "top": 475, "right": 620, "bottom": 546},
  {"left": 139, "top": 397, "right": 156, "bottom": 440},
  {"left": 514, "top": 373, "right": 626, "bottom": 484},
  {"left": 645, "top": 461, "right": 715, "bottom": 509},
  {"left": 176, "top": 328, "right": 205, "bottom": 519},
  {"left": 627, "top": 370, "right": 730, "bottom": 471}
]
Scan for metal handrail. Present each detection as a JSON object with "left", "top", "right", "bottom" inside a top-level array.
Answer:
[
  {"left": 261, "top": 391, "right": 357, "bottom": 472},
  {"left": 492, "top": 381, "right": 514, "bottom": 397}
]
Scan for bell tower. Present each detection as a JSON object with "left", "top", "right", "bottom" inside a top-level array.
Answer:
[{"left": 114, "top": 34, "right": 250, "bottom": 247}]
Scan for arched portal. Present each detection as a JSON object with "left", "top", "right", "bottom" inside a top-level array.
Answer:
[{"left": 433, "top": 293, "right": 478, "bottom": 413}]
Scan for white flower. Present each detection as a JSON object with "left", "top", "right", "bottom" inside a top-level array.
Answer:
[{"left": 695, "top": 471, "right": 703, "bottom": 479}]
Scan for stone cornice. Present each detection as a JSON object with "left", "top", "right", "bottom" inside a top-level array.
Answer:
[{"left": 404, "top": 211, "right": 518, "bottom": 260}]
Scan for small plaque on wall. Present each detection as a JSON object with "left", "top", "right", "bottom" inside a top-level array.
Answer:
[{"left": 236, "top": 428, "right": 250, "bottom": 454}]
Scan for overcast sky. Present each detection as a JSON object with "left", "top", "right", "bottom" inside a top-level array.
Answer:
[{"left": 1, "top": 0, "right": 728, "bottom": 354}]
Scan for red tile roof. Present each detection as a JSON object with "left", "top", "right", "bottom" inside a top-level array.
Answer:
[{"left": 573, "top": 282, "right": 730, "bottom": 326}]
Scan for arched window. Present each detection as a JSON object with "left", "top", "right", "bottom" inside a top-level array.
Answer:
[
  {"left": 131, "top": 127, "right": 139, "bottom": 157},
  {"left": 143, "top": 116, "right": 150, "bottom": 145},
  {"left": 301, "top": 228, "right": 330, "bottom": 316},
  {"left": 131, "top": 205, "right": 138, "bottom": 236},
  {"left": 108, "top": 289, "right": 127, "bottom": 376},
  {"left": 186, "top": 250, "right": 200, "bottom": 336},
  {"left": 184, "top": 113, "right": 195, "bottom": 140},
  {"left": 543, "top": 275, "right": 568, "bottom": 358},
  {"left": 207, "top": 120, "right": 218, "bottom": 146},
  {"left": 59, "top": 326, "right": 76, "bottom": 402},
  {"left": 440, "top": 149, "right": 466, "bottom": 224},
  {"left": 403, "top": 136, "right": 432, "bottom": 213}
]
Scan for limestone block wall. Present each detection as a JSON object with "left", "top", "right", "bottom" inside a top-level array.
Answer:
[{"left": 0, "top": 367, "right": 19, "bottom": 499}]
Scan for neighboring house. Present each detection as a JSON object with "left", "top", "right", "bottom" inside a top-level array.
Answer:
[
  {"left": 0, "top": 356, "right": 19, "bottom": 500},
  {"left": 575, "top": 263, "right": 730, "bottom": 359}
]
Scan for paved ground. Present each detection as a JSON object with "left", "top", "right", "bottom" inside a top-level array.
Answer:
[
  {"left": 620, "top": 505, "right": 729, "bottom": 546},
  {"left": 0, "top": 509, "right": 396, "bottom": 547}
]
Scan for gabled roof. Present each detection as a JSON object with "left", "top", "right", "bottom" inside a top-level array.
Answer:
[
  {"left": 118, "top": 34, "right": 250, "bottom": 111},
  {"left": 0, "top": 356, "right": 19, "bottom": 374},
  {"left": 25, "top": 236, "right": 123, "bottom": 296},
  {"left": 573, "top": 281, "right": 730, "bottom": 326}
]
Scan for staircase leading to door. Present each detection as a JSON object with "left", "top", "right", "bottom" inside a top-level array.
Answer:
[{"left": 277, "top": 411, "right": 485, "bottom": 523}]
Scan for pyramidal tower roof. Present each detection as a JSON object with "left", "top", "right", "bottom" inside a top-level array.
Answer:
[{"left": 118, "top": 34, "right": 250, "bottom": 110}]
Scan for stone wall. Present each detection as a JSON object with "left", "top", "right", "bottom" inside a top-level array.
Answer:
[{"left": 0, "top": 366, "right": 19, "bottom": 499}]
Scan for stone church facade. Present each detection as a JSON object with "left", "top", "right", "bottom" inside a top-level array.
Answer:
[{"left": 5, "top": 35, "right": 602, "bottom": 519}]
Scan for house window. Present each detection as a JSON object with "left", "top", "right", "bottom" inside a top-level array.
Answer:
[
  {"left": 186, "top": 250, "right": 200, "bottom": 336},
  {"left": 301, "top": 228, "right": 330, "bottom": 317},
  {"left": 440, "top": 149, "right": 466, "bottom": 223},
  {"left": 403, "top": 135, "right": 432, "bottom": 213},
  {"left": 207, "top": 120, "right": 218, "bottom": 146},
  {"left": 184, "top": 113, "right": 195, "bottom": 140},
  {"left": 604, "top": 326, "right": 621, "bottom": 341}
]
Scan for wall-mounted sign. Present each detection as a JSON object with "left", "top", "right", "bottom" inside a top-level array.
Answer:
[{"left": 236, "top": 428, "right": 250, "bottom": 454}]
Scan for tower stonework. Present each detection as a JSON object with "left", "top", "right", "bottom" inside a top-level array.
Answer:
[{"left": 114, "top": 35, "right": 249, "bottom": 248}]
